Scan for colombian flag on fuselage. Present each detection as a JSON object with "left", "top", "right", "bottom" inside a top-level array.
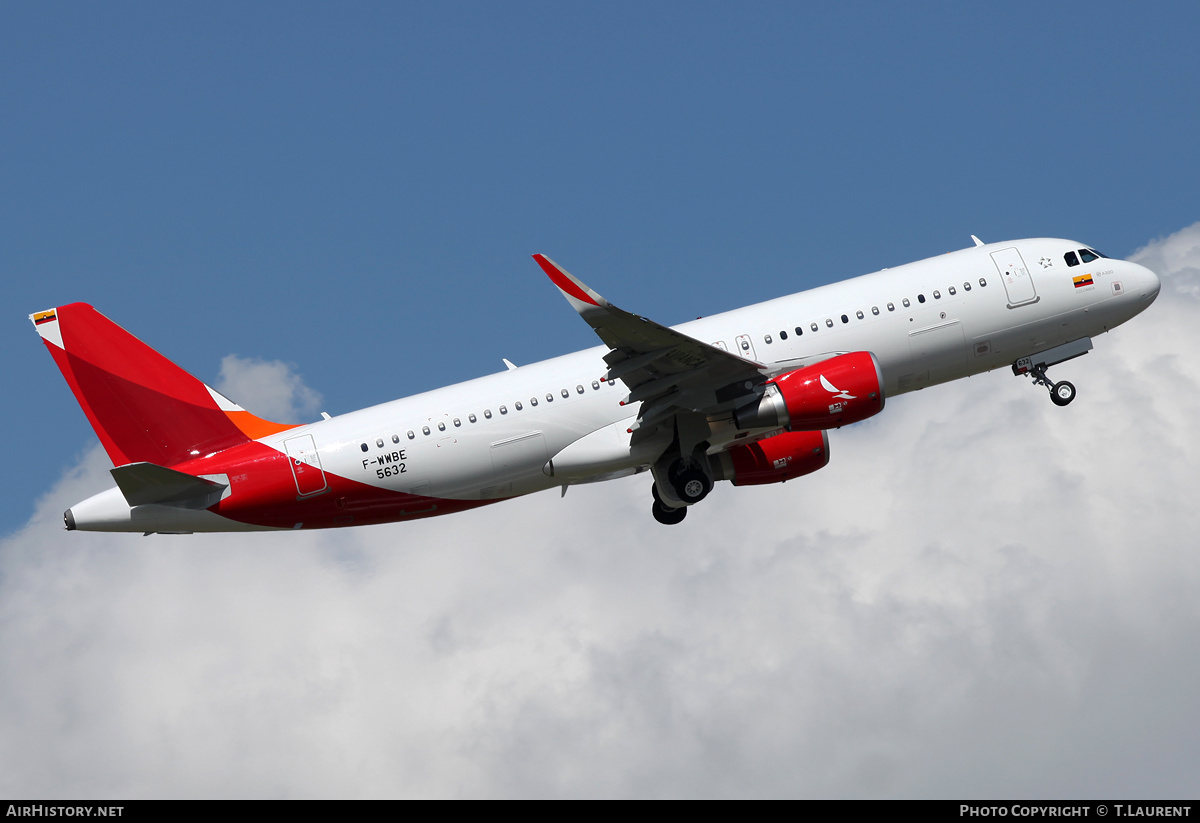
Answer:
[{"left": 1073, "top": 274, "right": 1094, "bottom": 288}]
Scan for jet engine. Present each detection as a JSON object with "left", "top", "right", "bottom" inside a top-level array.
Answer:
[
  {"left": 710, "top": 429, "right": 830, "bottom": 486},
  {"left": 732, "top": 351, "right": 885, "bottom": 431}
]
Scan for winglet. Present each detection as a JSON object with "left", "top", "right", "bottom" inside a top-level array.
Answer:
[{"left": 533, "top": 254, "right": 611, "bottom": 314}]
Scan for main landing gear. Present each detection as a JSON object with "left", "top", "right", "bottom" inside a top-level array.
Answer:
[
  {"left": 650, "top": 454, "right": 715, "bottom": 526},
  {"left": 648, "top": 414, "right": 716, "bottom": 525},
  {"left": 652, "top": 484, "right": 687, "bottom": 525}
]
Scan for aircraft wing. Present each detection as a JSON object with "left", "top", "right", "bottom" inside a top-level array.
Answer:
[{"left": 534, "top": 255, "right": 767, "bottom": 436}]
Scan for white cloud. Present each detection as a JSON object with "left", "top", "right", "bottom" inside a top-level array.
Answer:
[
  {"left": 216, "top": 355, "right": 323, "bottom": 423},
  {"left": 2, "top": 226, "right": 1199, "bottom": 798}
]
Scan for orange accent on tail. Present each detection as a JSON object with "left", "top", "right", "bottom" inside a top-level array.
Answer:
[
  {"left": 225, "top": 410, "right": 298, "bottom": 440},
  {"left": 35, "top": 303, "right": 296, "bottom": 467}
]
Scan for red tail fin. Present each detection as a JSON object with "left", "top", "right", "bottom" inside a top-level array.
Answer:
[{"left": 31, "top": 304, "right": 296, "bottom": 467}]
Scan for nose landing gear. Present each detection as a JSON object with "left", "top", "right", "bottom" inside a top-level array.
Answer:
[
  {"left": 1011, "top": 338, "right": 1092, "bottom": 407},
  {"left": 1024, "top": 362, "right": 1077, "bottom": 407},
  {"left": 1050, "top": 378, "right": 1077, "bottom": 407}
]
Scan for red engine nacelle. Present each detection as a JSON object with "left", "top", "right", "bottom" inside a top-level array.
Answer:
[
  {"left": 711, "top": 429, "right": 830, "bottom": 486},
  {"left": 732, "top": 351, "right": 885, "bottom": 431}
]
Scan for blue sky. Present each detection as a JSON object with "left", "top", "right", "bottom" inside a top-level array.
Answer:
[
  {"left": 3, "top": 3, "right": 1200, "bottom": 798},
  {"left": 5, "top": 2, "right": 1198, "bottom": 533}
]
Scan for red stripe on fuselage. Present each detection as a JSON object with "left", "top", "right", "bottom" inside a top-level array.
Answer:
[{"left": 172, "top": 441, "right": 498, "bottom": 529}]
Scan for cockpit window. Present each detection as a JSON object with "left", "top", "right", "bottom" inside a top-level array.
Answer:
[
  {"left": 1065, "top": 251, "right": 1080, "bottom": 267},
  {"left": 1079, "top": 249, "right": 1099, "bottom": 264}
]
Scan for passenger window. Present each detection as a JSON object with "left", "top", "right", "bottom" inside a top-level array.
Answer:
[
  {"left": 500, "top": 405, "right": 508, "bottom": 414},
  {"left": 360, "top": 443, "right": 369, "bottom": 452},
  {"left": 933, "top": 290, "right": 941, "bottom": 299},
  {"left": 841, "top": 314, "right": 849, "bottom": 324},
  {"left": 392, "top": 434, "right": 400, "bottom": 444},
  {"left": 811, "top": 322, "right": 818, "bottom": 332},
  {"left": 545, "top": 393, "right": 553, "bottom": 402},
  {"left": 825, "top": 318, "right": 833, "bottom": 328},
  {"left": 948, "top": 286, "right": 956, "bottom": 295},
  {"left": 887, "top": 302, "right": 895, "bottom": 311},
  {"left": 1079, "top": 249, "right": 1098, "bottom": 263},
  {"left": 872, "top": 306, "right": 879, "bottom": 315},
  {"left": 484, "top": 409, "right": 492, "bottom": 419},
  {"left": 407, "top": 430, "right": 415, "bottom": 439},
  {"left": 764, "top": 334, "right": 773, "bottom": 344},
  {"left": 856, "top": 310, "right": 864, "bottom": 319},
  {"left": 591, "top": 380, "right": 600, "bottom": 390},
  {"left": 469, "top": 413, "right": 477, "bottom": 423},
  {"left": 979, "top": 278, "right": 987, "bottom": 287},
  {"left": 530, "top": 397, "right": 538, "bottom": 406},
  {"left": 422, "top": 426, "right": 430, "bottom": 435},
  {"left": 779, "top": 330, "right": 788, "bottom": 340},
  {"left": 376, "top": 438, "right": 384, "bottom": 448},
  {"left": 574, "top": 385, "right": 582, "bottom": 395},
  {"left": 453, "top": 418, "right": 461, "bottom": 427},
  {"left": 902, "top": 298, "right": 911, "bottom": 307},
  {"left": 917, "top": 294, "right": 926, "bottom": 303},
  {"left": 963, "top": 281, "right": 971, "bottom": 291},
  {"left": 438, "top": 422, "right": 446, "bottom": 431},
  {"left": 515, "top": 402, "right": 522, "bottom": 410},
  {"left": 795, "top": 326, "right": 804, "bottom": 336}
]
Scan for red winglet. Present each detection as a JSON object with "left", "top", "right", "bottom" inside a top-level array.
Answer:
[{"left": 533, "top": 254, "right": 600, "bottom": 307}]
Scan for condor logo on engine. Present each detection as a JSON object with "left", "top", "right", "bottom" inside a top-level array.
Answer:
[
  {"left": 732, "top": 351, "right": 886, "bottom": 431},
  {"left": 820, "top": 374, "right": 856, "bottom": 400}
]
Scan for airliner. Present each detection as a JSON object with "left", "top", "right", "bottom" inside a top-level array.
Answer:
[{"left": 31, "top": 237, "right": 1160, "bottom": 532}]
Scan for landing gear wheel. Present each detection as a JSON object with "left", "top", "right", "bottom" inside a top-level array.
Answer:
[
  {"left": 652, "top": 500, "right": 687, "bottom": 525},
  {"left": 1050, "top": 380, "right": 1076, "bottom": 407},
  {"left": 671, "top": 468, "right": 711, "bottom": 504}
]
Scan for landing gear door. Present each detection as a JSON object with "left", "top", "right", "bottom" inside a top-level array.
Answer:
[
  {"left": 991, "top": 247, "right": 1039, "bottom": 307},
  {"left": 284, "top": 434, "right": 328, "bottom": 498}
]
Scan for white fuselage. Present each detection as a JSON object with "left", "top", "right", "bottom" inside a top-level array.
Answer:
[{"left": 252, "top": 238, "right": 1159, "bottom": 505}]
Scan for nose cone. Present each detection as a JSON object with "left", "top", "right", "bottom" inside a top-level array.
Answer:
[{"left": 1134, "top": 261, "right": 1161, "bottom": 303}]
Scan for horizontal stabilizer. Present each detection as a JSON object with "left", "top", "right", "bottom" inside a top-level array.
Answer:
[{"left": 111, "top": 462, "right": 228, "bottom": 509}]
